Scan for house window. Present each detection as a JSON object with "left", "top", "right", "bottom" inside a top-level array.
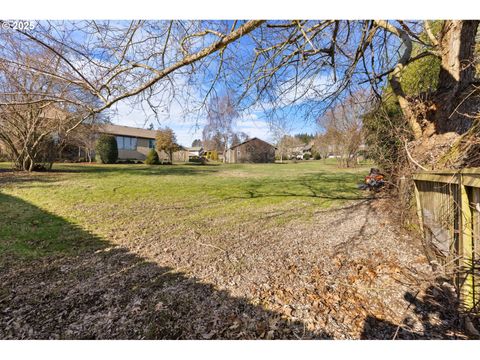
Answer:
[
  {"left": 148, "top": 139, "right": 155, "bottom": 149},
  {"left": 116, "top": 136, "right": 137, "bottom": 150},
  {"left": 116, "top": 136, "right": 124, "bottom": 149}
]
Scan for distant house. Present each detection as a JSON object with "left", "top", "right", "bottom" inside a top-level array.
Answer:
[
  {"left": 302, "top": 144, "right": 313, "bottom": 155},
  {"left": 171, "top": 146, "right": 205, "bottom": 162},
  {"left": 187, "top": 147, "right": 204, "bottom": 158},
  {"left": 98, "top": 124, "right": 157, "bottom": 161},
  {"left": 225, "top": 137, "right": 276, "bottom": 163},
  {"left": 288, "top": 142, "right": 313, "bottom": 160},
  {"left": 172, "top": 146, "right": 189, "bottom": 162}
]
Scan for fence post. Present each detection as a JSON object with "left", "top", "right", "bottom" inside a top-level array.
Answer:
[
  {"left": 413, "top": 180, "right": 424, "bottom": 235},
  {"left": 459, "top": 173, "right": 475, "bottom": 311}
]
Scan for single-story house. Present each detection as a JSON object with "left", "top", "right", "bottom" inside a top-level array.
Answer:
[
  {"left": 225, "top": 137, "right": 276, "bottom": 163},
  {"left": 98, "top": 124, "right": 157, "bottom": 161},
  {"left": 97, "top": 124, "right": 191, "bottom": 162}
]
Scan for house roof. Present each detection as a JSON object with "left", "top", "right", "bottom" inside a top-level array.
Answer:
[
  {"left": 98, "top": 124, "right": 157, "bottom": 139},
  {"left": 187, "top": 147, "right": 203, "bottom": 152},
  {"left": 229, "top": 137, "right": 276, "bottom": 150}
]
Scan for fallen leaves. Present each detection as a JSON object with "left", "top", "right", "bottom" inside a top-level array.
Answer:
[{"left": 0, "top": 198, "right": 473, "bottom": 339}]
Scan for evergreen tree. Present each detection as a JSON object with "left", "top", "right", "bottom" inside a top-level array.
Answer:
[{"left": 95, "top": 134, "right": 118, "bottom": 164}]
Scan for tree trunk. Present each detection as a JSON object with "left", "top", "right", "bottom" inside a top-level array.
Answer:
[
  {"left": 438, "top": 21, "right": 479, "bottom": 95},
  {"left": 391, "top": 76, "right": 423, "bottom": 139},
  {"left": 375, "top": 20, "right": 423, "bottom": 140},
  {"left": 376, "top": 20, "right": 479, "bottom": 139},
  {"left": 434, "top": 20, "right": 479, "bottom": 133}
]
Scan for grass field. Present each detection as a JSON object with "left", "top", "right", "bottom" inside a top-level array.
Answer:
[
  {"left": 0, "top": 160, "right": 369, "bottom": 261},
  {"left": 1, "top": 161, "right": 465, "bottom": 339}
]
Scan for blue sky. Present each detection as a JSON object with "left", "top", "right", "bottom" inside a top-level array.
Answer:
[
  {"left": 21, "top": 20, "right": 381, "bottom": 145},
  {"left": 43, "top": 20, "right": 381, "bottom": 146},
  {"left": 107, "top": 21, "right": 326, "bottom": 146},
  {"left": 108, "top": 77, "right": 324, "bottom": 149},
  {"left": 111, "top": 98, "right": 318, "bottom": 147},
  {"left": 6, "top": 19, "right": 402, "bottom": 145}
]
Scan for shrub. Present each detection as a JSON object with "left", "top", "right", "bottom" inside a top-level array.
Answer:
[
  {"left": 95, "top": 135, "right": 118, "bottom": 164},
  {"left": 303, "top": 153, "right": 311, "bottom": 160},
  {"left": 188, "top": 156, "right": 207, "bottom": 165},
  {"left": 313, "top": 152, "right": 321, "bottom": 160},
  {"left": 145, "top": 149, "right": 160, "bottom": 165}
]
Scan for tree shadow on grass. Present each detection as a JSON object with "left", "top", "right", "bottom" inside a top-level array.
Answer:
[
  {"left": 0, "top": 192, "right": 331, "bottom": 339},
  {"left": 0, "top": 165, "right": 221, "bottom": 191},
  {"left": 2, "top": 192, "right": 473, "bottom": 339},
  {"left": 1, "top": 162, "right": 221, "bottom": 178},
  {"left": 0, "top": 169, "right": 59, "bottom": 187},
  {"left": 223, "top": 172, "right": 367, "bottom": 202},
  {"left": 50, "top": 163, "right": 220, "bottom": 177}
]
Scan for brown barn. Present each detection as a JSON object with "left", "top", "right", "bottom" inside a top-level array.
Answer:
[{"left": 225, "top": 137, "right": 276, "bottom": 163}]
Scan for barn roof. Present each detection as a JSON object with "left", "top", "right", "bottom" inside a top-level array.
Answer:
[{"left": 229, "top": 137, "right": 277, "bottom": 150}]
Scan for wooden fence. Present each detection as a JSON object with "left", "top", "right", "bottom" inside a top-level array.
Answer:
[{"left": 413, "top": 169, "right": 480, "bottom": 312}]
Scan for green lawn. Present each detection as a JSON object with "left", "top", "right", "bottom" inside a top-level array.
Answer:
[
  {"left": 0, "top": 160, "right": 369, "bottom": 261},
  {"left": 5, "top": 160, "right": 444, "bottom": 340}
]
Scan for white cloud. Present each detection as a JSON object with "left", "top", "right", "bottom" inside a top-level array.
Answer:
[
  {"left": 236, "top": 112, "right": 272, "bottom": 142},
  {"left": 110, "top": 91, "right": 207, "bottom": 147},
  {"left": 276, "top": 73, "right": 335, "bottom": 105},
  {"left": 110, "top": 96, "right": 274, "bottom": 147}
]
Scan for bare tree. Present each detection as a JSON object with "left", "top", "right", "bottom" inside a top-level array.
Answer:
[
  {"left": 0, "top": 20, "right": 264, "bottom": 116},
  {"left": 1, "top": 20, "right": 479, "bottom": 170},
  {"left": 204, "top": 93, "right": 239, "bottom": 162},
  {"left": 0, "top": 20, "right": 264, "bottom": 169},
  {"left": 230, "top": 133, "right": 241, "bottom": 147},
  {"left": 230, "top": 132, "right": 250, "bottom": 147},
  {"left": 0, "top": 42, "right": 97, "bottom": 170},
  {"left": 276, "top": 135, "right": 304, "bottom": 161},
  {"left": 235, "top": 21, "right": 478, "bottom": 139},
  {"left": 271, "top": 117, "right": 292, "bottom": 163},
  {"left": 64, "top": 118, "right": 106, "bottom": 163},
  {"left": 317, "top": 93, "right": 366, "bottom": 167},
  {"left": 202, "top": 130, "right": 224, "bottom": 153},
  {"left": 3, "top": 20, "right": 478, "bottom": 134},
  {"left": 313, "top": 130, "right": 340, "bottom": 161}
]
